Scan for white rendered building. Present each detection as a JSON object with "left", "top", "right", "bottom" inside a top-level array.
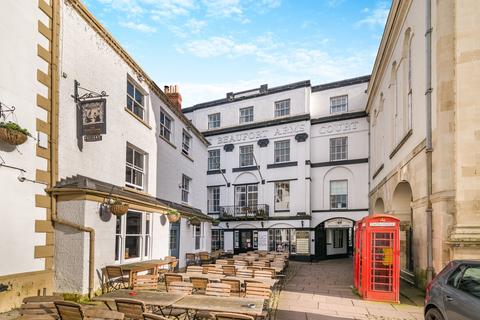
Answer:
[{"left": 183, "top": 76, "right": 370, "bottom": 260}]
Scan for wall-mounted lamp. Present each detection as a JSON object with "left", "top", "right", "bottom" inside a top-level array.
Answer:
[
  {"left": 301, "top": 220, "right": 304, "bottom": 228},
  {"left": 226, "top": 222, "right": 229, "bottom": 229},
  {"left": 261, "top": 221, "right": 264, "bottom": 228}
]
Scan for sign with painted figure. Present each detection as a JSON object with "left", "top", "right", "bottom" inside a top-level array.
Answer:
[
  {"left": 257, "top": 231, "right": 268, "bottom": 251},
  {"left": 324, "top": 218, "right": 354, "bottom": 229},
  {"left": 213, "top": 123, "right": 306, "bottom": 145},
  {"left": 81, "top": 98, "right": 106, "bottom": 141}
]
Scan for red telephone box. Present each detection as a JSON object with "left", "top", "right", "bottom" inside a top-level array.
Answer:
[{"left": 353, "top": 214, "right": 400, "bottom": 303}]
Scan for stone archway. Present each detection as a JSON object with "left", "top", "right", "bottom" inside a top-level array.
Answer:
[
  {"left": 373, "top": 198, "right": 385, "bottom": 213},
  {"left": 391, "top": 181, "right": 414, "bottom": 274}
]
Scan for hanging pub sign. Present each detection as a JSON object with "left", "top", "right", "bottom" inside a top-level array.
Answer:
[
  {"left": 81, "top": 98, "right": 106, "bottom": 142},
  {"left": 72, "top": 80, "right": 108, "bottom": 148}
]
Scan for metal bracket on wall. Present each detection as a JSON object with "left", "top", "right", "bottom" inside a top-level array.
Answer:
[{"left": 0, "top": 101, "right": 16, "bottom": 121}]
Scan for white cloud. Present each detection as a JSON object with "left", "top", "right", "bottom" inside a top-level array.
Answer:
[
  {"left": 185, "top": 18, "right": 207, "bottom": 34},
  {"left": 202, "top": 0, "right": 243, "bottom": 18},
  {"left": 355, "top": 1, "right": 390, "bottom": 29},
  {"left": 181, "top": 36, "right": 257, "bottom": 58},
  {"left": 119, "top": 21, "right": 156, "bottom": 33}
]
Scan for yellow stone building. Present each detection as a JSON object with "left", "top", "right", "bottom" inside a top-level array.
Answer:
[{"left": 367, "top": 0, "right": 480, "bottom": 287}]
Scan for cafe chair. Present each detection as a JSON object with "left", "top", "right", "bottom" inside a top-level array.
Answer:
[
  {"left": 160, "top": 282, "right": 191, "bottom": 320},
  {"left": 20, "top": 295, "right": 64, "bottom": 320},
  {"left": 131, "top": 273, "right": 159, "bottom": 291},
  {"left": 244, "top": 282, "right": 272, "bottom": 320},
  {"left": 105, "top": 266, "right": 129, "bottom": 292},
  {"left": 254, "top": 270, "right": 274, "bottom": 280},
  {"left": 206, "top": 283, "right": 231, "bottom": 297},
  {"left": 220, "top": 279, "right": 241, "bottom": 297},
  {"left": 55, "top": 301, "right": 123, "bottom": 320},
  {"left": 207, "top": 268, "right": 224, "bottom": 275},
  {"left": 164, "top": 274, "right": 183, "bottom": 292},
  {"left": 189, "top": 277, "right": 209, "bottom": 294},
  {"left": 186, "top": 266, "right": 203, "bottom": 274},
  {"left": 233, "top": 260, "right": 248, "bottom": 267},
  {"left": 199, "top": 252, "right": 212, "bottom": 265},
  {"left": 214, "top": 313, "right": 254, "bottom": 320},
  {"left": 115, "top": 299, "right": 145, "bottom": 320},
  {"left": 222, "top": 265, "right": 236, "bottom": 277},
  {"left": 216, "top": 259, "right": 228, "bottom": 266},
  {"left": 186, "top": 253, "right": 197, "bottom": 266},
  {"left": 236, "top": 270, "right": 253, "bottom": 278}
]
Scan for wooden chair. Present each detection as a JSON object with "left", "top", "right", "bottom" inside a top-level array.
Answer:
[
  {"left": 186, "top": 253, "right": 197, "bottom": 266},
  {"left": 226, "top": 259, "right": 235, "bottom": 265},
  {"left": 131, "top": 273, "right": 159, "bottom": 290},
  {"left": 199, "top": 252, "right": 212, "bottom": 265},
  {"left": 246, "top": 267, "right": 261, "bottom": 272},
  {"left": 206, "top": 283, "right": 231, "bottom": 297},
  {"left": 220, "top": 279, "right": 241, "bottom": 297},
  {"left": 252, "top": 261, "right": 268, "bottom": 268},
  {"left": 55, "top": 301, "right": 123, "bottom": 320},
  {"left": 142, "top": 313, "right": 167, "bottom": 320},
  {"left": 207, "top": 268, "right": 224, "bottom": 275},
  {"left": 236, "top": 269, "right": 253, "bottom": 278},
  {"left": 214, "top": 313, "right": 254, "bottom": 320},
  {"left": 189, "top": 277, "right": 209, "bottom": 294},
  {"left": 168, "top": 281, "right": 193, "bottom": 294},
  {"left": 105, "top": 266, "right": 129, "bottom": 291},
  {"left": 254, "top": 270, "right": 274, "bottom": 279},
  {"left": 186, "top": 266, "right": 203, "bottom": 273},
  {"left": 164, "top": 274, "right": 183, "bottom": 292},
  {"left": 202, "top": 264, "right": 217, "bottom": 274},
  {"left": 233, "top": 260, "right": 248, "bottom": 267},
  {"left": 114, "top": 299, "right": 145, "bottom": 320},
  {"left": 244, "top": 282, "right": 272, "bottom": 319},
  {"left": 20, "top": 296, "right": 64, "bottom": 320},
  {"left": 222, "top": 265, "right": 236, "bottom": 277}
]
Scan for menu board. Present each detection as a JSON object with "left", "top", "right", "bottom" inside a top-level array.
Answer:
[
  {"left": 296, "top": 231, "right": 310, "bottom": 255},
  {"left": 257, "top": 231, "right": 268, "bottom": 251}
]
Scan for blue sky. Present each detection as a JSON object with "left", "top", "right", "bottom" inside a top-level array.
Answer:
[{"left": 84, "top": 0, "right": 390, "bottom": 107}]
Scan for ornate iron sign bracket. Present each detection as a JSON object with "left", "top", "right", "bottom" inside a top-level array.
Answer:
[{"left": 0, "top": 101, "right": 16, "bottom": 121}]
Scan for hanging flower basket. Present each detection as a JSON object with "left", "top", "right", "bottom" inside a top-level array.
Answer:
[
  {"left": 189, "top": 217, "right": 201, "bottom": 226},
  {"left": 0, "top": 122, "right": 30, "bottom": 145},
  {"left": 109, "top": 200, "right": 129, "bottom": 216},
  {"left": 167, "top": 209, "right": 181, "bottom": 223},
  {"left": 212, "top": 219, "right": 220, "bottom": 226}
]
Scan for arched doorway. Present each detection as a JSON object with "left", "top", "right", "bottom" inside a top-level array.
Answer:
[
  {"left": 374, "top": 198, "right": 385, "bottom": 213},
  {"left": 391, "top": 181, "right": 414, "bottom": 275},
  {"left": 314, "top": 218, "right": 354, "bottom": 260}
]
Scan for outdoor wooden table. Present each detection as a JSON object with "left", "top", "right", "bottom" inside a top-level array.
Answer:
[
  {"left": 220, "top": 264, "right": 283, "bottom": 273},
  {"left": 120, "top": 259, "right": 173, "bottom": 287},
  {"left": 92, "top": 289, "right": 186, "bottom": 309},
  {"left": 176, "top": 272, "right": 225, "bottom": 282},
  {"left": 223, "top": 276, "right": 278, "bottom": 288},
  {"left": 171, "top": 295, "right": 265, "bottom": 317}
]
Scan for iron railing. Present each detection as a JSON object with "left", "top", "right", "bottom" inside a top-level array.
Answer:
[{"left": 218, "top": 204, "right": 269, "bottom": 220}]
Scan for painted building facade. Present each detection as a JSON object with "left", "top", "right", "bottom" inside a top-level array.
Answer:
[
  {"left": 0, "top": 0, "right": 59, "bottom": 312},
  {"left": 367, "top": 0, "right": 480, "bottom": 287},
  {"left": 183, "top": 76, "right": 370, "bottom": 261}
]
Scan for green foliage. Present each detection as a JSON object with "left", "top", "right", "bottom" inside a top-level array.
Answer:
[
  {"left": 0, "top": 121, "right": 30, "bottom": 136},
  {"left": 168, "top": 208, "right": 180, "bottom": 216}
]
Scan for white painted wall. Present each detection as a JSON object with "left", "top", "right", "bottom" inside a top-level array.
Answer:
[{"left": 0, "top": 1, "right": 49, "bottom": 276}]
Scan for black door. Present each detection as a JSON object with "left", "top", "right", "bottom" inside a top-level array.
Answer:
[
  {"left": 235, "top": 230, "right": 254, "bottom": 254},
  {"left": 169, "top": 222, "right": 180, "bottom": 259},
  {"left": 314, "top": 223, "right": 326, "bottom": 260}
]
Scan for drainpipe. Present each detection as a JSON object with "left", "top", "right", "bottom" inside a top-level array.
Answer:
[
  {"left": 425, "top": 0, "right": 434, "bottom": 284},
  {"left": 51, "top": 198, "right": 96, "bottom": 299}
]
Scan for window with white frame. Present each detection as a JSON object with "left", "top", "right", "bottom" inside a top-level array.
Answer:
[
  {"left": 127, "top": 80, "right": 145, "bottom": 119},
  {"left": 208, "top": 113, "right": 221, "bottom": 129},
  {"left": 274, "top": 140, "right": 290, "bottom": 163},
  {"left": 181, "top": 174, "right": 191, "bottom": 203},
  {"left": 194, "top": 225, "right": 201, "bottom": 250},
  {"left": 274, "top": 181, "right": 290, "bottom": 211},
  {"left": 330, "top": 180, "right": 348, "bottom": 209},
  {"left": 211, "top": 230, "right": 224, "bottom": 251},
  {"left": 208, "top": 149, "right": 220, "bottom": 170},
  {"left": 274, "top": 99, "right": 290, "bottom": 117},
  {"left": 115, "top": 211, "right": 151, "bottom": 261},
  {"left": 160, "top": 110, "right": 173, "bottom": 141},
  {"left": 126, "top": 145, "right": 146, "bottom": 190},
  {"left": 330, "top": 95, "right": 348, "bottom": 113},
  {"left": 239, "top": 106, "right": 254, "bottom": 124},
  {"left": 239, "top": 145, "right": 254, "bottom": 167},
  {"left": 330, "top": 137, "right": 348, "bottom": 161},
  {"left": 182, "top": 130, "right": 191, "bottom": 156},
  {"left": 207, "top": 186, "right": 220, "bottom": 213}
]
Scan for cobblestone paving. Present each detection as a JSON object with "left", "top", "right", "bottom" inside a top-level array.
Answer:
[{"left": 275, "top": 259, "right": 424, "bottom": 320}]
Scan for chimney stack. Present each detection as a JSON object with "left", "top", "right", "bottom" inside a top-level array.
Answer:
[{"left": 164, "top": 85, "right": 182, "bottom": 110}]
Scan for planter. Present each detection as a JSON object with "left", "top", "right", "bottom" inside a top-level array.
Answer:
[
  {"left": 110, "top": 203, "right": 129, "bottom": 216},
  {"left": 189, "top": 217, "right": 201, "bottom": 226},
  {"left": 0, "top": 127, "right": 28, "bottom": 145},
  {"left": 168, "top": 214, "right": 180, "bottom": 223},
  {"left": 212, "top": 220, "right": 220, "bottom": 226}
]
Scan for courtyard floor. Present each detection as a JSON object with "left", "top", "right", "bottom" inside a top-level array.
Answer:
[{"left": 275, "top": 259, "right": 424, "bottom": 320}]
